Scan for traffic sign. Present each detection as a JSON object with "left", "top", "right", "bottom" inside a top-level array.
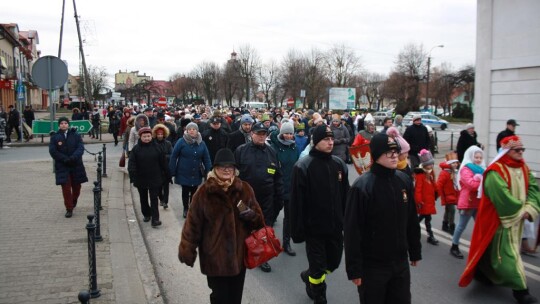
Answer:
[
  {"left": 32, "top": 120, "right": 93, "bottom": 135},
  {"left": 31, "top": 56, "right": 68, "bottom": 90},
  {"left": 17, "top": 83, "right": 25, "bottom": 101}
]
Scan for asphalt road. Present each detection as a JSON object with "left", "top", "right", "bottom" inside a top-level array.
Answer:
[{"left": 3, "top": 139, "right": 539, "bottom": 304}]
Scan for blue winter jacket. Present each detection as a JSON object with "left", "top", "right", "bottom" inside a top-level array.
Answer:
[
  {"left": 169, "top": 137, "right": 212, "bottom": 187},
  {"left": 49, "top": 128, "right": 89, "bottom": 185}
]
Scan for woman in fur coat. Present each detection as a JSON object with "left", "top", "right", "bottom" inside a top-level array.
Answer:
[{"left": 178, "top": 148, "right": 264, "bottom": 304}]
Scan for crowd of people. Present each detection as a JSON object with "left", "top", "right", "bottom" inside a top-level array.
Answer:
[{"left": 46, "top": 102, "right": 538, "bottom": 304}]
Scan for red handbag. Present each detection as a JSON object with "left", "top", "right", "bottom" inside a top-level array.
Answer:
[{"left": 244, "top": 226, "right": 283, "bottom": 269}]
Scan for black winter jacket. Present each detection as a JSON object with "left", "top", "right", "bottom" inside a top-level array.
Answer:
[
  {"left": 227, "top": 129, "right": 250, "bottom": 153},
  {"left": 403, "top": 123, "right": 430, "bottom": 155},
  {"left": 49, "top": 128, "right": 89, "bottom": 185},
  {"left": 344, "top": 163, "right": 422, "bottom": 280},
  {"left": 290, "top": 148, "right": 350, "bottom": 242},
  {"left": 234, "top": 142, "right": 283, "bottom": 224},
  {"left": 202, "top": 127, "right": 229, "bottom": 163},
  {"left": 128, "top": 139, "right": 168, "bottom": 189},
  {"left": 456, "top": 130, "right": 482, "bottom": 163}
]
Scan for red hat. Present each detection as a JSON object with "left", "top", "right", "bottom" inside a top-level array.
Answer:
[
  {"left": 138, "top": 126, "right": 152, "bottom": 136},
  {"left": 500, "top": 135, "right": 523, "bottom": 150}
]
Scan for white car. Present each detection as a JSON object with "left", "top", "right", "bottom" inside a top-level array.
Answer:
[{"left": 402, "top": 112, "right": 448, "bottom": 130}]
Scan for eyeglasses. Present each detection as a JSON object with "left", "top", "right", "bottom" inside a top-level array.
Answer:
[
  {"left": 384, "top": 150, "right": 399, "bottom": 157},
  {"left": 217, "top": 165, "right": 235, "bottom": 171},
  {"left": 511, "top": 148, "right": 526, "bottom": 153}
]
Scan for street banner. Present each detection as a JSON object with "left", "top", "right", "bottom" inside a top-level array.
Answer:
[{"left": 349, "top": 144, "right": 372, "bottom": 175}]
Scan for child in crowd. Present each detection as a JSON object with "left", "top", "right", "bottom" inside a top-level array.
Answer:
[
  {"left": 387, "top": 127, "right": 412, "bottom": 177},
  {"left": 294, "top": 122, "right": 308, "bottom": 158},
  {"left": 437, "top": 152, "right": 460, "bottom": 235},
  {"left": 450, "top": 146, "right": 485, "bottom": 259},
  {"left": 414, "top": 149, "right": 439, "bottom": 245}
]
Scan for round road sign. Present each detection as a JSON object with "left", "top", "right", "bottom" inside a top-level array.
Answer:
[{"left": 31, "top": 55, "right": 69, "bottom": 90}]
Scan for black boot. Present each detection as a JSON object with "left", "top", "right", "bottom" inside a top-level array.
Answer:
[
  {"left": 513, "top": 289, "right": 538, "bottom": 304},
  {"left": 300, "top": 270, "right": 314, "bottom": 300},
  {"left": 282, "top": 235, "right": 296, "bottom": 256},
  {"left": 442, "top": 221, "right": 449, "bottom": 232},
  {"left": 183, "top": 208, "right": 188, "bottom": 218},
  {"left": 427, "top": 234, "right": 439, "bottom": 245},
  {"left": 449, "top": 223, "right": 456, "bottom": 235},
  {"left": 310, "top": 282, "right": 327, "bottom": 304},
  {"left": 450, "top": 244, "right": 464, "bottom": 259}
]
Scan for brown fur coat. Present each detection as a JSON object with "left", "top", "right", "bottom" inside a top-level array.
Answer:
[{"left": 178, "top": 175, "right": 264, "bottom": 276}]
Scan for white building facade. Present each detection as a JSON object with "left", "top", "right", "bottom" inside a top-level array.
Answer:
[{"left": 475, "top": 0, "right": 540, "bottom": 175}]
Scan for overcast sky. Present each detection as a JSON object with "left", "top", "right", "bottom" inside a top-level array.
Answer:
[{"left": 3, "top": 0, "right": 476, "bottom": 84}]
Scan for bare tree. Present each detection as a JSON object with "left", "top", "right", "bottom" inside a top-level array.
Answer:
[
  {"left": 280, "top": 49, "right": 306, "bottom": 107},
  {"left": 194, "top": 61, "right": 221, "bottom": 105},
  {"left": 237, "top": 44, "right": 261, "bottom": 102},
  {"left": 358, "top": 72, "right": 385, "bottom": 110},
  {"left": 324, "top": 43, "right": 362, "bottom": 87},
  {"left": 391, "top": 42, "right": 427, "bottom": 113},
  {"left": 88, "top": 65, "right": 109, "bottom": 102},
  {"left": 454, "top": 65, "right": 475, "bottom": 109},
  {"left": 304, "top": 48, "right": 328, "bottom": 109},
  {"left": 220, "top": 58, "right": 243, "bottom": 106},
  {"left": 256, "top": 59, "right": 280, "bottom": 105}
]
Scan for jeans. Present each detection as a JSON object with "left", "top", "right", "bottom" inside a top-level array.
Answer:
[{"left": 452, "top": 209, "right": 477, "bottom": 245}]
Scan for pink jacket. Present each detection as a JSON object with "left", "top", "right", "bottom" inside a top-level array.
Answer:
[{"left": 457, "top": 166, "right": 482, "bottom": 210}]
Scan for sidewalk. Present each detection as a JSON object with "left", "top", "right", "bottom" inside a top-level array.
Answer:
[{"left": 0, "top": 140, "right": 162, "bottom": 303}]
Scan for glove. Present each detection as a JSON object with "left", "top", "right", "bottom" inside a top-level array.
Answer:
[{"left": 239, "top": 208, "right": 257, "bottom": 221}]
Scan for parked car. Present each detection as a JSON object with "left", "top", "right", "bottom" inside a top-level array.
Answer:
[
  {"left": 372, "top": 111, "right": 391, "bottom": 126},
  {"left": 402, "top": 112, "right": 448, "bottom": 130}
]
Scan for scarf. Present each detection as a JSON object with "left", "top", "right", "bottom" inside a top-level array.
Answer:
[
  {"left": 278, "top": 135, "right": 295, "bottom": 146},
  {"left": 498, "top": 154, "right": 525, "bottom": 168},
  {"left": 397, "top": 158, "right": 408, "bottom": 170},
  {"left": 183, "top": 132, "right": 202, "bottom": 145},
  {"left": 465, "top": 163, "right": 485, "bottom": 175},
  {"left": 207, "top": 169, "right": 238, "bottom": 192},
  {"left": 239, "top": 126, "right": 252, "bottom": 143}
]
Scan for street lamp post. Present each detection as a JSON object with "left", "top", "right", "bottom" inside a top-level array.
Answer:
[{"left": 425, "top": 44, "right": 444, "bottom": 110}]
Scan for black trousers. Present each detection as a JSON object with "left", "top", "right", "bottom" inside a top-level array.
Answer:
[
  {"left": 358, "top": 260, "right": 411, "bottom": 304},
  {"left": 158, "top": 182, "right": 169, "bottom": 204},
  {"left": 305, "top": 234, "right": 343, "bottom": 281},
  {"left": 418, "top": 214, "right": 434, "bottom": 236},
  {"left": 6, "top": 124, "right": 21, "bottom": 141},
  {"left": 282, "top": 200, "right": 291, "bottom": 243},
  {"left": 137, "top": 186, "right": 160, "bottom": 221},
  {"left": 206, "top": 268, "right": 246, "bottom": 304},
  {"left": 181, "top": 185, "right": 198, "bottom": 209}
]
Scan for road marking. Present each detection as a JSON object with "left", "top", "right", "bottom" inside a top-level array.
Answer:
[{"left": 420, "top": 225, "right": 540, "bottom": 281}]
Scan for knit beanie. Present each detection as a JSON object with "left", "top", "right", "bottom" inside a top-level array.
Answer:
[
  {"left": 369, "top": 133, "right": 399, "bottom": 161},
  {"left": 186, "top": 122, "right": 199, "bottom": 131},
  {"left": 58, "top": 116, "right": 70, "bottom": 124},
  {"left": 296, "top": 122, "right": 305, "bottom": 131},
  {"left": 279, "top": 122, "right": 294, "bottom": 136},
  {"left": 419, "top": 149, "right": 435, "bottom": 166},
  {"left": 138, "top": 126, "right": 152, "bottom": 136},
  {"left": 311, "top": 125, "right": 334, "bottom": 147},
  {"left": 240, "top": 114, "right": 254, "bottom": 125},
  {"left": 386, "top": 127, "right": 410, "bottom": 154}
]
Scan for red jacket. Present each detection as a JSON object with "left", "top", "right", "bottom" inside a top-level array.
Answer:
[
  {"left": 414, "top": 168, "right": 437, "bottom": 215},
  {"left": 436, "top": 162, "right": 459, "bottom": 206}
]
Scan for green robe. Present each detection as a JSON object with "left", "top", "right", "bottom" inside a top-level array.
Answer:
[{"left": 479, "top": 166, "right": 540, "bottom": 289}]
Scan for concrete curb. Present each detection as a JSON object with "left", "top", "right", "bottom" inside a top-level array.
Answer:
[{"left": 123, "top": 171, "right": 165, "bottom": 304}]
